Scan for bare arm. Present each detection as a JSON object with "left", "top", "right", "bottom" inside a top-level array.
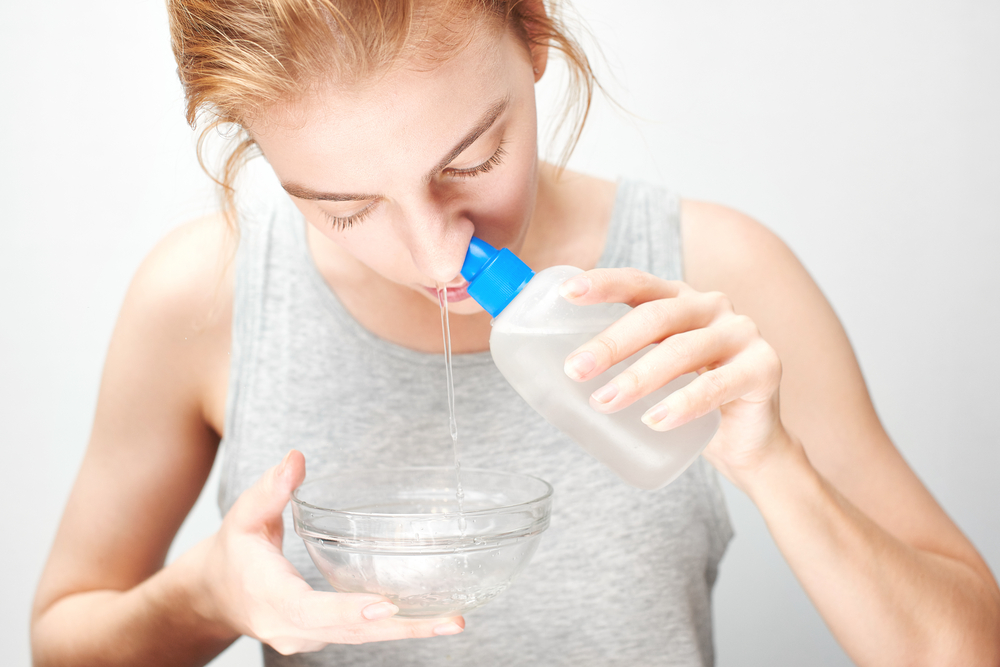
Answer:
[
  {"left": 559, "top": 200, "right": 1000, "bottom": 666},
  {"left": 31, "top": 216, "right": 461, "bottom": 666},
  {"left": 31, "top": 215, "right": 237, "bottom": 666},
  {"left": 681, "top": 200, "right": 1000, "bottom": 664}
]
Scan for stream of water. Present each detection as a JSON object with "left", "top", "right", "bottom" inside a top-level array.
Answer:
[{"left": 436, "top": 284, "right": 465, "bottom": 517}]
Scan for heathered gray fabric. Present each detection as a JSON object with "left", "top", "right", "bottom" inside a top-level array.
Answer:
[{"left": 218, "top": 172, "right": 733, "bottom": 667}]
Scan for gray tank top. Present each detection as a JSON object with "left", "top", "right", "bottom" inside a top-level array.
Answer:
[{"left": 218, "top": 168, "right": 733, "bottom": 666}]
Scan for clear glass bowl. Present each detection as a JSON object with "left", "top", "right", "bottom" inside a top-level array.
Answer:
[{"left": 292, "top": 467, "right": 553, "bottom": 618}]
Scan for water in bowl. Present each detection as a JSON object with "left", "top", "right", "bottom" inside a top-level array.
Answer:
[{"left": 301, "top": 490, "right": 545, "bottom": 617}]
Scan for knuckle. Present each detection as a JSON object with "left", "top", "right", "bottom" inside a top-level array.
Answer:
[
  {"left": 704, "top": 290, "right": 733, "bottom": 313},
  {"left": 619, "top": 266, "right": 648, "bottom": 285},
  {"left": 665, "top": 280, "right": 692, "bottom": 299},
  {"left": 729, "top": 314, "right": 759, "bottom": 339},
  {"left": 267, "top": 640, "right": 291, "bottom": 655},
  {"left": 588, "top": 268, "right": 616, "bottom": 292},
  {"left": 699, "top": 369, "right": 729, "bottom": 402},
  {"left": 269, "top": 636, "right": 324, "bottom": 655},
  {"left": 592, "top": 334, "right": 623, "bottom": 363},
  {"left": 633, "top": 299, "right": 670, "bottom": 331},
  {"left": 758, "top": 343, "right": 783, "bottom": 385},
  {"left": 261, "top": 632, "right": 298, "bottom": 655},
  {"left": 661, "top": 335, "right": 696, "bottom": 368},
  {"left": 615, "top": 367, "right": 645, "bottom": 396},
  {"left": 272, "top": 641, "right": 298, "bottom": 656},
  {"left": 615, "top": 267, "right": 656, "bottom": 300}
]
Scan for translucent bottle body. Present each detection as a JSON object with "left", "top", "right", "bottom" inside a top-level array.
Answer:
[{"left": 489, "top": 266, "right": 721, "bottom": 490}]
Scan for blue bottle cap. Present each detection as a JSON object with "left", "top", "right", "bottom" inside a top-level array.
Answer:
[{"left": 460, "top": 236, "right": 535, "bottom": 317}]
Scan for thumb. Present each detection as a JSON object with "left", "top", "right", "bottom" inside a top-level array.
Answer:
[{"left": 229, "top": 449, "right": 306, "bottom": 535}]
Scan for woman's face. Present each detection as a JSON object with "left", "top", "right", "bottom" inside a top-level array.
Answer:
[{"left": 252, "top": 25, "right": 541, "bottom": 316}]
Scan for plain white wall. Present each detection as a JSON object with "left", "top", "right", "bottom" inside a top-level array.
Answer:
[{"left": 2, "top": 1, "right": 997, "bottom": 666}]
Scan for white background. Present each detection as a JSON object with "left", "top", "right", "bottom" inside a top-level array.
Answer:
[{"left": 2, "top": 1, "right": 997, "bottom": 665}]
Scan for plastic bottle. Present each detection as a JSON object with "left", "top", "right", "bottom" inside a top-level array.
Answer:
[{"left": 461, "top": 236, "right": 721, "bottom": 490}]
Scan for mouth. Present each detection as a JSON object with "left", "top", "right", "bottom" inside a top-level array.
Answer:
[{"left": 421, "top": 282, "right": 472, "bottom": 304}]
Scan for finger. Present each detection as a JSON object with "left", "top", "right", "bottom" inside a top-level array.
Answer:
[
  {"left": 641, "top": 342, "right": 780, "bottom": 431},
  {"left": 559, "top": 267, "right": 688, "bottom": 307},
  {"left": 229, "top": 449, "right": 306, "bottom": 534},
  {"left": 564, "top": 292, "right": 733, "bottom": 382},
  {"left": 588, "top": 315, "right": 755, "bottom": 413},
  {"left": 289, "top": 591, "right": 401, "bottom": 629},
  {"left": 314, "top": 616, "right": 466, "bottom": 645},
  {"left": 290, "top": 591, "right": 465, "bottom": 644}
]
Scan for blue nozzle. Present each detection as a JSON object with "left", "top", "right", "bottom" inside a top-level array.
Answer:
[
  {"left": 460, "top": 236, "right": 534, "bottom": 317},
  {"left": 461, "top": 237, "right": 497, "bottom": 283}
]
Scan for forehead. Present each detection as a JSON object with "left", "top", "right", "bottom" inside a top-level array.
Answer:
[{"left": 252, "top": 28, "right": 525, "bottom": 187}]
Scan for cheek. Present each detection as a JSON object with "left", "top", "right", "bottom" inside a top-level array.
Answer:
[
  {"left": 468, "top": 148, "right": 538, "bottom": 248},
  {"left": 295, "top": 199, "right": 413, "bottom": 275},
  {"left": 331, "top": 223, "right": 412, "bottom": 274}
]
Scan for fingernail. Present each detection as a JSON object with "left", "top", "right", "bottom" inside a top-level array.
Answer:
[
  {"left": 362, "top": 601, "right": 399, "bottom": 621},
  {"left": 559, "top": 277, "right": 591, "bottom": 299},
  {"left": 642, "top": 404, "right": 670, "bottom": 426},
  {"left": 564, "top": 351, "right": 596, "bottom": 380},
  {"left": 591, "top": 383, "right": 619, "bottom": 404},
  {"left": 277, "top": 450, "right": 294, "bottom": 477},
  {"left": 433, "top": 621, "right": 463, "bottom": 636}
]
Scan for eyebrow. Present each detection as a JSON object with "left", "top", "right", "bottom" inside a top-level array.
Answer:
[{"left": 280, "top": 95, "right": 511, "bottom": 202}]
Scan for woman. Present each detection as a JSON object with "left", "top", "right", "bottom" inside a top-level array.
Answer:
[{"left": 30, "top": 0, "right": 1000, "bottom": 665}]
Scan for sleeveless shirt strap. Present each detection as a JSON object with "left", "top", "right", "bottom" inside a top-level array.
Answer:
[
  {"left": 601, "top": 180, "right": 684, "bottom": 282},
  {"left": 646, "top": 184, "right": 685, "bottom": 282},
  {"left": 218, "top": 177, "right": 280, "bottom": 514}
]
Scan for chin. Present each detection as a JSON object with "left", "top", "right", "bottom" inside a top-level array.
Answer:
[{"left": 446, "top": 298, "right": 490, "bottom": 317}]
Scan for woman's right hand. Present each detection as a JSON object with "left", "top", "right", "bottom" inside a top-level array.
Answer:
[{"left": 185, "top": 450, "right": 464, "bottom": 655}]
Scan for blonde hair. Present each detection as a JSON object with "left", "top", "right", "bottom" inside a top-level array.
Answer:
[{"left": 167, "top": 0, "right": 596, "bottom": 225}]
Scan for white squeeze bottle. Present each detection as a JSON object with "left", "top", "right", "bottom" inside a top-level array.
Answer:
[{"left": 462, "top": 236, "right": 721, "bottom": 490}]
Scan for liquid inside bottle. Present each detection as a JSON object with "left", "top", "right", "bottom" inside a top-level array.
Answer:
[
  {"left": 490, "top": 327, "right": 717, "bottom": 490},
  {"left": 461, "top": 243, "right": 720, "bottom": 491}
]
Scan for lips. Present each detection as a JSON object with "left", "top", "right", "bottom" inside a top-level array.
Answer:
[{"left": 422, "top": 282, "right": 471, "bottom": 303}]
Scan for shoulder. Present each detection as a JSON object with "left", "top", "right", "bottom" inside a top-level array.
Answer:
[
  {"left": 679, "top": 199, "right": 801, "bottom": 294},
  {"left": 678, "top": 199, "right": 835, "bottom": 339},
  {"left": 112, "top": 212, "right": 235, "bottom": 433},
  {"left": 128, "top": 212, "right": 235, "bottom": 315},
  {"left": 678, "top": 196, "right": 847, "bottom": 362},
  {"left": 120, "top": 212, "right": 236, "bottom": 353}
]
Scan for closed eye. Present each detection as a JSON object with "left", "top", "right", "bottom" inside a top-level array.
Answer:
[
  {"left": 321, "top": 139, "right": 507, "bottom": 230},
  {"left": 323, "top": 201, "right": 378, "bottom": 231},
  {"left": 445, "top": 141, "right": 508, "bottom": 179}
]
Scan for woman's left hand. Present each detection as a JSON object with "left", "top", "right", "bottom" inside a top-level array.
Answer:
[{"left": 559, "top": 267, "right": 790, "bottom": 486}]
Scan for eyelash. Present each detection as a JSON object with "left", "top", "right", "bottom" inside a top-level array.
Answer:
[
  {"left": 323, "top": 202, "right": 376, "bottom": 231},
  {"left": 322, "top": 141, "right": 509, "bottom": 231},
  {"left": 446, "top": 141, "right": 508, "bottom": 179}
]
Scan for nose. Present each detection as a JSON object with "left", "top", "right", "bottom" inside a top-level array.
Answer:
[{"left": 396, "top": 197, "right": 474, "bottom": 285}]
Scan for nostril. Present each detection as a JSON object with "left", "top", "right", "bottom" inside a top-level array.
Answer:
[
  {"left": 410, "top": 249, "right": 471, "bottom": 286},
  {"left": 399, "top": 212, "right": 474, "bottom": 285}
]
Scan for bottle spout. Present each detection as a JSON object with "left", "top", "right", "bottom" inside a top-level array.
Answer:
[
  {"left": 460, "top": 236, "right": 535, "bottom": 317},
  {"left": 461, "top": 236, "right": 499, "bottom": 283}
]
